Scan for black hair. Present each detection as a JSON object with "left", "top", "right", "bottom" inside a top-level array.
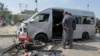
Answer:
[
  {"left": 68, "top": 13, "right": 72, "bottom": 15},
  {"left": 64, "top": 11, "right": 69, "bottom": 14}
]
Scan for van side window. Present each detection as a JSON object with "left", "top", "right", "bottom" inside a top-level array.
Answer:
[
  {"left": 79, "top": 17, "right": 83, "bottom": 24},
  {"left": 83, "top": 17, "right": 88, "bottom": 24},
  {"left": 74, "top": 16, "right": 82, "bottom": 24},
  {"left": 83, "top": 17, "right": 95, "bottom": 24},
  {"left": 75, "top": 17, "right": 78, "bottom": 24},
  {"left": 90, "top": 17, "right": 95, "bottom": 24},
  {"left": 33, "top": 14, "right": 49, "bottom": 22}
]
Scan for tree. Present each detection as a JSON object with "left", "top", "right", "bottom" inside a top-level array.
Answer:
[
  {"left": 0, "top": 2, "right": 12, "bottom": 23},
  {"left": 11, "top": 14, "right": 22, "bottom": 23}
]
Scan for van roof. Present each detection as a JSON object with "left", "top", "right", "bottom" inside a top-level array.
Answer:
[{"left": 43, "top": 7, "right": 95, "bottom": 17}]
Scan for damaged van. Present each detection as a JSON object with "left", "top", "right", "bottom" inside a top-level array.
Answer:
[{"left": 17, "top": 8, "right": 96, "bottom": 42}]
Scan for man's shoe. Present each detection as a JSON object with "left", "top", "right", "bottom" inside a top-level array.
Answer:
[
  {"left": 66, "top": 43, "right": 69, "bottom": 45},
  {"left": 69, "top": 47, "right": 73, "bottom": 49},
  {"left": 68, "top": 45, "right": 73, "bottom": 49},
  {"left": 62, "top": 45, "right": 66, "bottom": 49}
]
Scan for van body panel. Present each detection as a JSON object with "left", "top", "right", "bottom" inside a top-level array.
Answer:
[
  {"left": 27, "top": 22, "right": 48, "bottom": 40},
  {"left": 27, "top": 9, "right": 52, "bottom": 40},
  {"left": 73, "top": 24, "right": 83, "bottom": 39},
  {"left": 82, "top": 25, "right": 96, "bottom": 37},
  {"left": 18, "top": 7, "right": 96, "bottom": 41}
]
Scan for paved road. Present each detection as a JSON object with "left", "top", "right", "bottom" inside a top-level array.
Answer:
[
  {"left": 0, "top": 33, "right": 100, "bottom": 56},
  {"left": 53, "top": 33, "right": 100, "bottom": 56},
  {"left": 0, "top": 37, "right": 15, "bottom": 53}
]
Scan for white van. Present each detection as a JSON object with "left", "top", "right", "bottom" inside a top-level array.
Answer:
[{"left": 17, "top": 8, "right": 96, "bottom": 42}]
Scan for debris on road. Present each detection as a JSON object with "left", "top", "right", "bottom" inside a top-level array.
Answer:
[
  {"left": 98, "top": 50, "right": 100, "bottom": 54},
  {"left": 0, "top": 40, "right": 63, "bottom": 56}
]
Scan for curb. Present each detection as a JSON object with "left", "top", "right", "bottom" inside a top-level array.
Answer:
[{"left": 0, "top": 34, "right": 16, "bottom": 37}]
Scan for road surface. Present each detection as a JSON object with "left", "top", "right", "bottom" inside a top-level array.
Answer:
[{"left": 0, "top": 33, "right": 100, "bottom": 56}]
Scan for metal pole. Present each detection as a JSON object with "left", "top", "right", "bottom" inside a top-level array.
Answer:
[
  {"left": 19, "top": 3, "right": 22, "bottom": 13},
  {"left": 26, "top": 4, "right": 28, "bottom": 10},
  {"left": 87, "top": 3, "right": 89, "bottom": 11},
  {"left": 87, "top": 0, "right": 90, "bottom": 11},
  {"left": 35, "top": 0, "right": 38, "bottom": 12}
]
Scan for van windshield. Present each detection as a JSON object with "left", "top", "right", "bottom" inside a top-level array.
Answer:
[{"left": 33, "top": 14, "right": 49, "bottom": 22}]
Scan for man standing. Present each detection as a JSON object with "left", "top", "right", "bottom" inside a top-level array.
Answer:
[{"left": 62, "top": 11, "right": 76, "bottom": 49}]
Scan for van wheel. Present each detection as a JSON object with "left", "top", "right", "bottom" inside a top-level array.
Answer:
[
  {"left": 82, "top": 32, "right": 90, "bottom": 40},
  {"left": 35, "top": 34, "right": 48, "bottom": 43}
]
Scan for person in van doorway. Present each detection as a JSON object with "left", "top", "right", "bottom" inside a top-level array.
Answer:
[
  {"left": 83, "top": 18, "right": 87, "bottom": 24},
  {"left": 62, "top": 12, "right": 76, "bottom": 49}
]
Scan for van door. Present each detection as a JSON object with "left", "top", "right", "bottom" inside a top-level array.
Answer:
[
  {"left": 27, "top": 10, "right": 51, "bottom": 40},
  {"left": 52, "top": 9, "right": 64, "bottom": 40}
]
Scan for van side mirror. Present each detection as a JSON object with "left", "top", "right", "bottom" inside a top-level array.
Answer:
[{"left": 30, "top": 19, "right": 34, "bottom": 23}]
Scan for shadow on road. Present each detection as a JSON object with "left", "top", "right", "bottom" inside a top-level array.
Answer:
[
  {"left": 52, "top": 36, "right": 100, "bottom": 51},
  {"left": 75, "top": 36, "right": 100, "bottom": 43},
  {"left": 0, "top": 47, "right": 4, "bottom": 53},
  {"left": 73, "top": 44, "right": 99, "bottom": 51},
  {"left": 52, "top": 41, "right": 99, "bottom": 51},
  {"left": 52, "top": 41, "right": 62, "bottom": 50}
]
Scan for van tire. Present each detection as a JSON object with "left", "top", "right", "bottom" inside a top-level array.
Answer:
[
  {"left": 82, "top": 32, "right": 90, "bottom": 40},
  {"left": 35, "top": 34, "right": 48, "bottom": 43}
]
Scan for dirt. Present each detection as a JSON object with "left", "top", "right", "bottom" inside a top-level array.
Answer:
[{"left": 0, "top": 25, "right": 18, "bottom": 35}]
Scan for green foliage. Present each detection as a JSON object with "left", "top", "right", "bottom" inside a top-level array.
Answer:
[
  {"left": 0, "top": 2, "right": 26, "bottom": 23},
  {"left": 0, "top": 2, "right": 12, "bottom": 22},
  {"left": 11, "top": 14, "right": 20, "bottom": 23},
  {"left": 12, "top": 15, "right": 17, "bottom": 20}
]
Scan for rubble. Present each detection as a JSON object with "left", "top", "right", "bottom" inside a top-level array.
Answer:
[{"left": 98, "top": 50, "right": 100, "bottom": 54}]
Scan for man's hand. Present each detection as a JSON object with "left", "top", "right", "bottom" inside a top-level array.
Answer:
[
  {"left": 63, "top": 27, "right": 66, "bottom": 30},
  {"left": 56, "top": 24, "right": 59, "bottom": 26}
]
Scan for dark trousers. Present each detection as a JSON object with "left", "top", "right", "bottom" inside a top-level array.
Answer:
[{"left": 62, "top": 29, "right": 73, "bottom": 48}]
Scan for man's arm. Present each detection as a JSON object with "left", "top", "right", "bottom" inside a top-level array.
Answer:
[
  {"left": 56, "top": 22, "right": 62, "bottom": 26},
  {"left": 62, "top": 17, "right": 68, "bottom": 30}
]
